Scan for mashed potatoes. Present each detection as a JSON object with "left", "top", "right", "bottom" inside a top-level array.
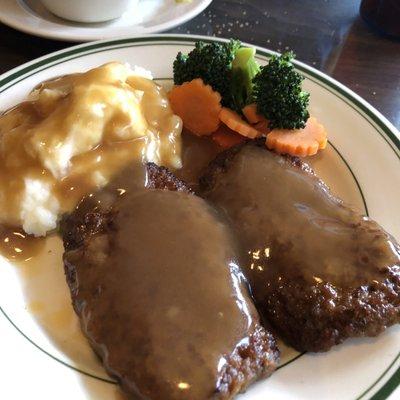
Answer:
[{"left": 0, "top": 63, "right": 182, "bottom": 236}]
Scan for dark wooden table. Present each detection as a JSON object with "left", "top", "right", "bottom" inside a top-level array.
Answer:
[{"left": 0, "top": 0, "right": 399, "bottom": 129}]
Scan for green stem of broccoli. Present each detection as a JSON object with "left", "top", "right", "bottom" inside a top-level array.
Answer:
[{"left": 231, "top": 47, "right": 261, "bottom": 112}]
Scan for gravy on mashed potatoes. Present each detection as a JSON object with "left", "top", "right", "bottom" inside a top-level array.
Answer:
[{"left": 0, "top": 62, "right": 182, "bottom": 236}]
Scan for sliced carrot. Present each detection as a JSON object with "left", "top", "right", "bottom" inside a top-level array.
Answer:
[
  {"left": 168, "top": 78, "right": 221, "bottom": 136},
  {"left": 266, "top": 117, "right": 328, "bottom": 157},
  {"left": 219, "top": 108, "right": 261, "bottom": 139},
  {"left": 242, "top": 103, "right": 265, "bottom": 124},
  {"left": 254, "top": 120, "right": 271, "bottom": 136},
  {"left": 212, "top": 124, "right": 247, "bottom": 149}
]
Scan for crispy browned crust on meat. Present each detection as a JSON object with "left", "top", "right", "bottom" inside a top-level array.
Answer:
[
  {"left": 61, "top": 162, "right": 279, "bottom": 399},
  {"left": 200, "top": 141, "right": 400, "bottom": 353},
  {"left": 216, "top": 326, "right": 278, "bottom": 398},
  {"left": 265, "top": 271, "right": 400, "bottom": 352},
  {"left": 145, "top": 162, "right": 193, "bottom": 193}
]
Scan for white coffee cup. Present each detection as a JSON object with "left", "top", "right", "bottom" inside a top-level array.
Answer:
[{"left": 41, "top": 0, "right": 136, "bottom": 23}]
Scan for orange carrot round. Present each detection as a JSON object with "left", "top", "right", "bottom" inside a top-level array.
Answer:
[
  {"left": 266, "top": 117, "right": 327, "bottom": 157},
  {"left": 254, "top": 120, "right": 271, "bottom": 136},
  {"left": 169, "top": 78, "right": 221, "bottom": 136},
  {"left": 242, "top": 103, "right": 265, "bottom": 124},
  {"left": 219, "top": 108, "right": 261, "bottom": 139},
  {"left": 212, "top": 124, "right": 247, "bottom": 149}
]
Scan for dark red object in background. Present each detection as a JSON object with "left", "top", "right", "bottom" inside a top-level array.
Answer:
[{"left": 360, "top": 0, "right": 400, "bottom": 38}]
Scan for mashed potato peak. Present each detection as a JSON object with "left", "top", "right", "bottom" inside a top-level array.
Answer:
[{"left": 0, "top": 63, "right": 182, "bottom": 236}]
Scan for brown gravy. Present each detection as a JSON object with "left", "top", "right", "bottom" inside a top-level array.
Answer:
[
  {"left": 64, "top": 166, "right": 259, "bottom": 399},
  {"left": 203, "top": 145, "right": 400, "bottom": 289},
  {"left": 0, "top": 227, "right": 45, "bottom": 262},
  {"left": 0, "top": 128, "right": 216, "bottom": 261},
  {"left": 0, "top": 63, "right": 181, "bottom": 235},
  {"left": 174, "top": 130, "right": 221, "bottom": 189}
]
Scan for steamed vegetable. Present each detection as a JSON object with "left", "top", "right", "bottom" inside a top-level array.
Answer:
[
  {"left": 242, "top": 103, "right": 265, "bottom": 124},
  {"left": 219, "top": 108, "right": 261, "bottom": 139},
  {"left": 231, "top": 47, "right": 261, "bottom": 111},
  {"left": 253, "top": 51, "right": 310, "bottom": 130},
  {"left": 266, "top": 117, "right": 327, "bottom": 156},
  {"left": 212, "top": 124, "right": 247, "bottom": 149},
  {"left": 173, "top": 40, "right": 241, "bottom": 108},
  {"left": 168, "top": 78, "right": 222, "bottom": 136},
  {"left": 170, "top": 41, "right": 326, "bottom": 158},
  {"left": 254, "top": 120, "right": 271, "bottom": 135}
]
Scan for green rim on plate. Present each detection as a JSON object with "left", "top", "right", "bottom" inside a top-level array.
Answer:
[{"left": 0, "top": 35, "right": 399, "bottom": 400}]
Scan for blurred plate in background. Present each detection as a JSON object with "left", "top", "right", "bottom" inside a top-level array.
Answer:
[{"left": 0, "top": 0, "right": 212, "bottom": 41}]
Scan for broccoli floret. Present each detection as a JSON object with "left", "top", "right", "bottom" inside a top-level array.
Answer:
[
  {"left": 231, "top": 47, "right": 261, "bottom": 112},
  {"left": 173, "top": 40, "right": 241, "bottom": 108},
  {"left": 253, "top": 52, "right": 310, "bottom": 130}
]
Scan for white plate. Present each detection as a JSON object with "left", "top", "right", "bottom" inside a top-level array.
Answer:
[
  {"left": 0, "top": 34, "right": 399, "bottom": 400},
  {"left": 0, "top": 0, "right": 212, "bottom": 42}
]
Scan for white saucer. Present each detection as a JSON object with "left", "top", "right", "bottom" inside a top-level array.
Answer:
[{"left": 0, "top": 0, "right": 212, "bottom": 42}]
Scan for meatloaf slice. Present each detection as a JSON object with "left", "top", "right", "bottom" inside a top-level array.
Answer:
[
  {"left": 200, "top": 142, "right": 400, "bottom": 352},
  {"left": 61, "top": 162, "right": 279, "bottom": 400}
]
